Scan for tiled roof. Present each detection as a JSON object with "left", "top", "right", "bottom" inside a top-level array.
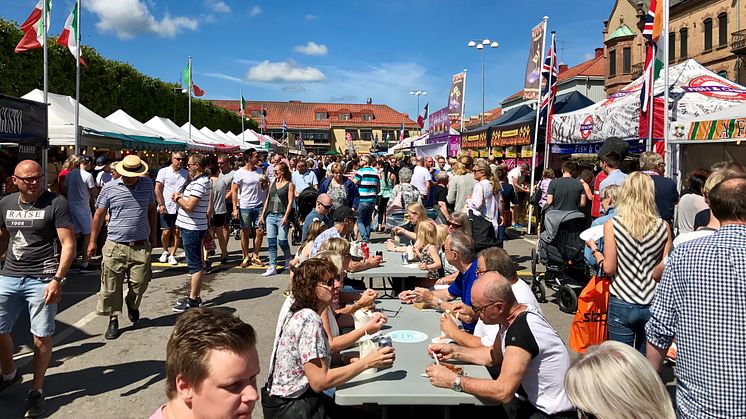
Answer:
[
  {"left": 501, "top": 52, "right": 605, "bottom": 104},
  {"left": 210, "top": 100, "right": 419, "bottom": 130},
  {"left": 464, "top": 107, "right": 503, "bottom": 130}
]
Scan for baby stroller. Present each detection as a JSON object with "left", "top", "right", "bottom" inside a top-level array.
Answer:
[
  {"left": 292, "top": 186, "right": 320, "bottom": 245},
  {"left": 531, "top": 209, "right": 592, "bottom": 313}
]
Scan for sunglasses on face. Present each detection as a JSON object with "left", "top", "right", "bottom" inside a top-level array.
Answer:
[
  {"left": 318, "top": 202, "right": 333, "bottom": 209},
  {"left": 447, "top": 221, "right": 462, "bottom": 228},
  {"left": 173, "top": 157, "right": 184, "bottom": 161},
  {"left": 317, "top": 276, "right": 336, "bottom": 288},
  {"left": 14, "top": 175, "right": 43, "bottom": 184}
]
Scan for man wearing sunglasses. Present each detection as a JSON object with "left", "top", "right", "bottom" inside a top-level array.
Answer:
[
  {"left": 155, "top": 152, "right": 188, "bottom": 266},
  {"left": 301, "top": 193, "right": 333, "bottom": 242}
]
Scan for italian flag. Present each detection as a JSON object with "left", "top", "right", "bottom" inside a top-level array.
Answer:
[
  {"left": 240, "top": 95, "right": 246, "bottom": 115},
  {"left": 183, "top": 61, "right": 205, "bottom": 97},
  {"left": 57, "top": 2, "right": 86, "bottom": 65},
  {"left": 15, "top": 0, "right": 52, "bottom": 53}
]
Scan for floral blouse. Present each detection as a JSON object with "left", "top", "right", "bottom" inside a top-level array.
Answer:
[{"left": 269, "top": 308, "right": 331, "bottom": 398}]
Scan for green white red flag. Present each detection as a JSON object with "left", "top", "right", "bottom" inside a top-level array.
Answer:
[
  {"left": 57, "top": 2, "right": 86, "bottom": 65},
  {"left": 183, "top": 61, "right": 205, "bottom": 97},
  {"left": 15, "top": 0, "right": 52, "bottom": 53},
  {"left": 240, "top": 95, "right": 246, "bottom": 115}
]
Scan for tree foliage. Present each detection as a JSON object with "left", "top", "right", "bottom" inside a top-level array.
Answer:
[{"left": 0, "top": 18, "right": 257, "bottom": 134}]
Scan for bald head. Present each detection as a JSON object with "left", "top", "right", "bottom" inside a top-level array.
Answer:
[
  {"left": 317, "top": 193, "right": 332, "bottom": 206},
  {"left": 14, "top": 160, "right": 42, "bottom": 177},
  {"left": 471, "top": 271, "right": 516, "bottom": 308}
]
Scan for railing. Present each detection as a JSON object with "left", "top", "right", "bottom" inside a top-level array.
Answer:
[
  {"left": 733, "top": 29, "right": 746, "bottom": 54},
  {"left": 631, "top": 62, "right": 644, "bottom": 78}
]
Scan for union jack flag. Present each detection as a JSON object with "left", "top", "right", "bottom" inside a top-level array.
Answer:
[
  {"left": 640, "top": 0, "right": 662, "bottom": 113},
  {"left": 539, "top": 34, "right": 557, "bottom": 125}
]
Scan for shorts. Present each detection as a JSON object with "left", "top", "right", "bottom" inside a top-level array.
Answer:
[
  {"left": 239, "top": 206, "right": 263, "bottom": 230},
  {"left": 70, "top": 207, "right": 92, "bottom": 235},
  {"left": 0, "top": 275, "right": 57, "bottom": 337},
  {"left": 212, "top": 213, "right": 229, "bottom": 228},
  {"left": 181, "top": 229, "right": 206, "bottom": 274},
  {"left": 160, "top": 213, "right": 178, "bottom": 230}
]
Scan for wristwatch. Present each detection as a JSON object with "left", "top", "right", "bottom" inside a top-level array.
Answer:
[
  {"left": 51, "top": 276, "right": 66, "bottom": 286},
  {"left": 452, "top": 375, "right": 463, "bottom": 392}
]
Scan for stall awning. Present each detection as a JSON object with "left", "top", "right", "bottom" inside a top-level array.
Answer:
[{"left": 0, "top": 95, "right": 48, "bottom": 146}]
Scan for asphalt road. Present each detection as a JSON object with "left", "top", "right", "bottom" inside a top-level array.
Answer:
[{"left": 0, "top": 231, "right": 578, "bottom": 418}]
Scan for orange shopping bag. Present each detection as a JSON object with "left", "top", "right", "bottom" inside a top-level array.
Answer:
[{"left": 569, "top": 275, "right": 610, "bottom": 353}]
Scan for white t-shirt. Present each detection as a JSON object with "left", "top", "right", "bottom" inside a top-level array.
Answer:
[
  {"left": 508, "top": 166, "right": 523, "bottom": 188},
  {"left": 672, "top": 228, "right": 716, "bottom": 248},
  {"left": 175, "top": 175, "right": 210, "bottom": 231},
  {"left": 232, "top": 166, "right": 266, "bottom": 209},
  {"left": 96, "top": 171, "right": 113, "bottom": 188},
  {"left": 65, "top": 168, "right": 96, "bottom": 206},
  {"left": 474, "top": 279, "right": 544, "bottom": 347},
  {"left": 156, "top": 166, "right": 189, "bottom": 214},
  {"left": 411, "top": 165, "right": 430, "bottom": 196}
]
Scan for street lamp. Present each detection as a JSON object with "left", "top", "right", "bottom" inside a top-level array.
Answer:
[
  {"left": 467, "top": 38, "right": 499, "bottom": 126},
  {"left": 409, "top": 90, "right": 427, "bottom": 121}
]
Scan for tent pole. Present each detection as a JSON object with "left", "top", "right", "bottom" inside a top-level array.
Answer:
[
  {"left": 527, "top": 16, "right": 549, "bottom": 235},
  {"left": 648, "top": 68, "right": 654, "bottom": 152},
  {"left": 662, "top": 0, "right": 671, "bottom": 176},
  {"left": 74, "top": 0, "right": 81, "bottom": 155},
  {"left": 42, "top": 0, "right": 49, "bottom": 186},
  {"left": 188, "top": 56, "right": 192, "bottom": 141}
]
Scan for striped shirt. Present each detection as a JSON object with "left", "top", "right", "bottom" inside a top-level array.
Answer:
[
  {"left": 176, "top": 175, "right": 210, "bottom": 231},
  {"left": 610, "top": 217, "right": 667, "bottom": 304},
  {"left": 96, "top": 177, "right": 155, "bottom": 242},
  {"left": 353, "top": 167, "right": 379, "bottom": 202}
]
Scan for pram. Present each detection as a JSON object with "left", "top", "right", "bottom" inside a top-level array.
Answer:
[
  {"left": 531, "top": 209, "right": 593, "bottom": 313},
  {"left": 292, "top": 187, "right": 320, "bottom": 245}
]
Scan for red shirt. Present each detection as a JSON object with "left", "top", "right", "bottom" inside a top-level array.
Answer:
[{"left": 591, "top": 171, "right": 607, "bottom": 218}]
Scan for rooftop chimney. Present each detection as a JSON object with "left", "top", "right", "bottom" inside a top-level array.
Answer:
[
  {"left": 595, "top": 48, "right": 604, "bottom": 59},
  {"left": 558, "top": 63, "right": 569, "bottom": 74}
]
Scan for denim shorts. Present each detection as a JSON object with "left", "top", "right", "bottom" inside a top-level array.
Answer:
[
  {"left": 181, "top": 229, "right": 206, "bottom": 274},
  {"left": 160, "top": 213, "right": 178, "bottom": 230},
  {"left": 0, "top": 275, "right": 57, "bottom": 337},
  {"left": 239, "top": 206, "right": 263, "bottom": 229}
]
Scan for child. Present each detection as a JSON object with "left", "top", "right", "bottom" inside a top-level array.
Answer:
[
  {"left": 289, "top": 220, "right": 326, "bottom": 268},
  {"left": 413, "top": 221, "right": 443, "bottom": 287}
]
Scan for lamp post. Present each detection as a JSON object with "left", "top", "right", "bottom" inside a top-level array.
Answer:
[
  {"left": 467, "top": 38, "right": 499, "bottom": 126},
  {"left": 409, "top": 90, "right": 427, "bottom": 120}
]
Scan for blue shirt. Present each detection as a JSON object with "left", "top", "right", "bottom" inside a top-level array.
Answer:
[
  {"left": 448, "top": 259, "right": 479, "bottom": 332},
  {"left": 310, "top": 226, "right": 341, "bottom": 256},
  {"left": 583, "top": 206, "right": 616, "bottom": 269},
  {"left": 96, "top": 177, "right": 155, "bottom": 242},
  {"left": 598, "top": 169, "right": 627, "bottom": 196},
  {"left": 301, "top": 208, "right": 332, "bottom": 242},
  {"left": 353, "top": 167, "right": 379, "bottom": 202},
  {"left": 292, "top": 170, "right": 318, "bottom": 193}
]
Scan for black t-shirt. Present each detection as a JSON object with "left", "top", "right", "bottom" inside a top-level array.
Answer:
[
  {"left": 546, "top": 177, "right": 583, "bottom": 211},
  {"left": 693, "top": 208, "right": 711, "bottom": 230},
  {"left": 0, "top": 191, "right": 73, "bottom": 277},
  {"left": 651, "top": 175, "right": 679, "bottom": 222}
]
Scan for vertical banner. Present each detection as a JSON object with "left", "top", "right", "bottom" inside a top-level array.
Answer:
[
  {"left": 448, "top": 71, "right": 466, "bottom": 126},
  {"left": 523, "top": 20, "right": 546, "bottom": 100}
]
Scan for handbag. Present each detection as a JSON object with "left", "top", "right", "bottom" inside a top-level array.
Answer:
[
  {"left": 529, "top": 184, "right": 542, "bottom": 207},
  {"left": 261, "top": 315, "right": 334, "bottom": 419},
  {"left": 569, "top": 274, "right": 610, "bottom": 353}
]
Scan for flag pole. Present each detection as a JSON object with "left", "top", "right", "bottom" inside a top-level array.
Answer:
[
  {"left": 461, "top": 69, "right": 467, "bottom": 132},
  {"left": 662, "top": 0, "right": 671, "bottom": 176},
  {"left": 74, "top": 0, "right": 81, "bottom": 155},
  {"left": 527, "top": 16, "right": 549, "bottom": 235},
  {"left": 543, "top": 31, "right": 556, "bottom": 170},
  {"left": 42, "top": 0, "right": 49, "bottom": 185},
  {"left": 240, "top": 89, "right": 245, "bottom": 147},
  {"left": 648, "top": 65, "right": 655, "bottom": 152},
  {"left": 188, "top": 56, "right": 192, "bottom": 140}
]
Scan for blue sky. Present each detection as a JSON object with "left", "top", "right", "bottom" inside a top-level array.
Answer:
[{"left": 6, "top": 0, "right": 615, "bottom": 120}]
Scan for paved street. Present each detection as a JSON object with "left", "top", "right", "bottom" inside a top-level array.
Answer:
[{"left": 0, "top": 231, "right": 575, "bottom": 418}]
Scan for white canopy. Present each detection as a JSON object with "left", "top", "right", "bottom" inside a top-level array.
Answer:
[
  {"left": 144, "top": 116, "right": 214, "bottom": 152},
  {"left": 239, "top": 129, "right": 263, "bottom": 145},
  {"left": 107, "top": 109, "right": 184, "bottom": 142},
  {"left": 181, "top": 123, "right": 222, "bottom": 145}
]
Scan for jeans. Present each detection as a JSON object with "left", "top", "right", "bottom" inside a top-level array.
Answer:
[
  {"left": 0, "top": 275, "right": 57, "bottom": 337},
  {"left": 266, "top": 213, "right": 291, "bottom": 268},
  {"left": 607, "top": 295, "right": 652, "bottom": 355},
  {"left": 181, "top": 228, "right": 206, "bottom": 274},
  {"left": 356, "top": 200, "right": 376, "bottom": 242}
]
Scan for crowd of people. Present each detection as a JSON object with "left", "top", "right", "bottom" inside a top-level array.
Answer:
[{"left": 0, "top": 143, "right": 744, "bottom": 419}]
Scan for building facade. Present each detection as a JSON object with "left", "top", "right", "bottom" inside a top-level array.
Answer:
[
  {"left": 604, "top": 0, "right": 746, "bottom": 95},
  {"left": 210, "top": 99, "right": 419, "bottom": 155}
]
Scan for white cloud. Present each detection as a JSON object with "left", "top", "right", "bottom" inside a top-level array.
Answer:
[
  {"left": 204, "top": 0, "right": 230, "bottom": 13},
  {"left": 86, "top": 0, "right": 198, "bottom": 39},
  {"left": 294, "top": 42, "right": 328, "bottom": 56},
  {"left": 249, "top": 5, "right": 262, "bottom": 16},
  {"left": 246, "top": 61, "right": 326, "bottom": 82},
  {"left": 305, "top": 14, "right": 318, "bottom": 21},
  {"left": 283, "top": 86, "right": 307, "bottom": 93},
  {"left": 203, "top": 72, "right": 243, "bottom": 83}
]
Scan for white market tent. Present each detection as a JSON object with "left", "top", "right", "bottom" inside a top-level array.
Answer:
[
  {"left": 144, "top": 116, "right": 215, "bottom": 152},
  {"left": 551, "top": 59, "right": 746, "bottom": 144},
  {"left": 106, "top": 109, "right": 187, "bottom": 145},
  {"left": 239, "top": 129, "right": 263, "bottom": 145},
  {"left": 181, "top": 123, "right": 241, "bottom": 152}
]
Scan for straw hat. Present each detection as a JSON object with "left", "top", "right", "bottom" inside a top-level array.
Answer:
[{"left": 115, "top": 155, "right": 149, "bottom": 177}]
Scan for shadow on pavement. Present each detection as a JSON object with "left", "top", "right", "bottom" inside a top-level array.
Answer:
[{"left": 207, "top": 286, "right": 278, "bottom": 306}]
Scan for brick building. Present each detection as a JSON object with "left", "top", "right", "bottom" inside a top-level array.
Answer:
[
  {"left": 604, "top": 0, "right": 746, "bottom": 95},
  {"left": 210, "top": 99, "right": 419, "bottom": 155}
]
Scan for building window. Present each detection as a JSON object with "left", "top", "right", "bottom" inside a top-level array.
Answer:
[
  {"left": 361, "top": 113, "right": 374, "bottom": 121},
  {"left": 339, "top": 113, "right": 351, "bottom": 121},
  {"left": 680, "top": 28, "right": 688, "bottom": 58},
  {"left": 360, "top": 130, "right": 373, "bottom": 141},
  {"left": 609, "top": 50, "right": 616, "bottom": 77},
  {"left": 251, "top": 110, "right": 260, "bottom": 118},
  {"left": 718, "top": 70, "right": 728, "bottom": 79},
  {"left": 669, "top": 32, "right": 675, "bottom": 62},
  {"left": 622, "top": 47, "right": 631, "bottom": 74},
  {"left": 345, "top": 130, "right": 359, "bottom": 140},
  {"left": 380, "top": 130, "right": 396, "bottom": 143},
  {"left": 718, "top": 13, "right": 728, "bottom": 47},
  {"left": 314, "top": 111, "right": 328, "bottom": 120},
  {"left": 308, "top": 132, "right": 330, "bottom": 143},
  {"left": 704, "top": 18, "right": 713, "bottom": 51}
]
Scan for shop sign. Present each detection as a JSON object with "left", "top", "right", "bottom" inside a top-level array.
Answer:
[
  {"left": 461, "top": 131, "right": 487, "bottom": 149},
  {"left": 492, "top": 122, "right": 532, "bottom": 146},
  {"left": 505, "top": 146, "right": 517, "bottom": 158},
  {"left": 521, "top": 146, "right": 533, "bottom": 158},
  {"left": 491, "top": 148, "right": 503, "bottom": 158}
]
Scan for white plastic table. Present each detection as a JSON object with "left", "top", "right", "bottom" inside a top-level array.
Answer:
[
  {"left": 335, "top": 299, "right": 495, "bottom": 418},
  {"left": 347, "top": 243, "right": 429, "bottom": 297}
]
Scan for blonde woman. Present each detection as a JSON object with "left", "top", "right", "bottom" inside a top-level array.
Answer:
[
  {"left": 389, "top": 201, "right": 430, "bottom": 245},
  {"left": 446, "top": 156, "right": 477, "bottom": 213},
  {"left": 289, "top": 220, "right": 327, "bottom": 268},
  {"left": 565, "top": 341, "right": 675, "bottom": 419},
  {"left": 586, "top": 172, "right": 672, "bottom": 354},
  {"left": 57, "top": 154, "right": 81, "bottom": 197}
]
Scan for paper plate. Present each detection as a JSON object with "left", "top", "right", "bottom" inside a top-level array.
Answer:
[
  {"left": 385, "top": 330, "right": 429, "bottom": 343},
  {"left": 431, "top": 336, "right": 454, "bottom": 344},
  {"left": 580, "top": 225, "right": 604, "bottom": 242}
]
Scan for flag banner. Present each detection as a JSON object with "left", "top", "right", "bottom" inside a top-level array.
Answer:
[
  {"left": 428, "top": 107, "right": 451, "bottom": 141},
  {"left": 447, "top": 72, "right": 466, "bottom": 122},
  {"left": 640, "top": 0, "right": 664, "bottom": 113},
  {"left": 399, "top": 120, "right": 406, "bottom": 142},
  {"left": 240, "top": 95, "right": 246, "bottom": 115},
  {"left": 539, "top": 36, "right": 557, "bottom": 125},
  {"left": 193, "top": 84, "right": 204, "bottom": 97},
  {"left": 417, "top": 103, "right": 429, "bottom": 129},
  {"left": 15, "top": 0, "right": 51, "bottom": 53},
  {"left": 523, "top": 20, "right": 546, "bottom": 100},
  {"left": 183, "top": 61, "right": 205, "bottom": 96},
  {"left": 57, "top": 2, "right": 86, "bottom": 65}
]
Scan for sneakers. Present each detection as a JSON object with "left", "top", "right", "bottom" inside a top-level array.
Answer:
[
  {"left": 0, "top": 372, "right": 21, "bottom": 394},
  {"left": 158, "top": 252, "right": 169, "bottom": 263},
  {"left": 168, "top": 255, "right": 179, "bottom": 266},
  {"left": 172, "top": 297, "right": 200, "bottom": 313},
  {"left": 240, "top": 257, "right": 251, "bottom": 268},
  {"left": 24, "top": 390, "right": 44, "bottom": 418},
  {"left": 261, "top": 267, "right": 277, "bottom": 277},
  {"left": 105, "top": 318, "right": 119, "bottom": 340}
]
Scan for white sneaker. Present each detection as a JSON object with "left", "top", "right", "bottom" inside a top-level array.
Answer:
[
  {"left": 159, "top": 252, "right": 169, "bottom": 263},
  {"left": 261, "top": 267, "right": 277, "bottom": 277},
  {"left": 168, "top": 255, "right": 179, "bottom": 266}
]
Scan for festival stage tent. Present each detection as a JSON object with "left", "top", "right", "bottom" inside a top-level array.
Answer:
[
  {"left": 550, "top": 59, "right": 746, "bottom": 144},
  {"left": 22, "top": 89, "right": 182, "bottom": 150},
  {"left": 144, "top": 117, "right": 214, "bottom": 152}
]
